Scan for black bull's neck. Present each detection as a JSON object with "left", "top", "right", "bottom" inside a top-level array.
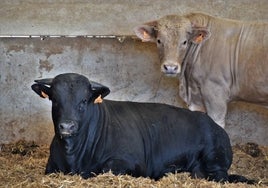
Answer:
[{"left": 55, "top": 103, "right": 105, "bottom": 161}]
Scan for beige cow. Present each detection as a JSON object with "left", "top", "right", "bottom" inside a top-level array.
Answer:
[{"left": 134, "top": 12, "right": 268, "bottom": 128}]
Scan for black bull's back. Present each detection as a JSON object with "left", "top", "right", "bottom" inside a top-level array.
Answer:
[{"left": 100, "top": 100, "right": 232, "bottom": 180}]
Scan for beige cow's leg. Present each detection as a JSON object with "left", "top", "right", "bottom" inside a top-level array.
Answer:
[
  {"left": 201, "top": 85, "right": 228, "bottom": 128},
  {"left": 179, "top": 80, "right": 206, "bottom": 112}
]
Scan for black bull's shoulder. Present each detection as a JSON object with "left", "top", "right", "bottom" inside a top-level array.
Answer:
[{"left": 46, "top": 99, "right": 238, "bottom": 182}]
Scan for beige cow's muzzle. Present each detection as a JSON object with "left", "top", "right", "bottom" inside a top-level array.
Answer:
[{"left": 161, "top": 61, "right": 181, "bottom": 76}]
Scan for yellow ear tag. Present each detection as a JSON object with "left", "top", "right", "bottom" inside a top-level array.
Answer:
[
  {"left": 41, "top": 91, "right": 49, "bottom": 98},
  {"left": 195, "top": 34, "right": 203, "bottom": 43},
  {"left": 94, "top": 95, "right": 103, "bottom": 104}
]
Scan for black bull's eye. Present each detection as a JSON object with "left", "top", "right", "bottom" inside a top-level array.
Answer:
[{"left": 78, "top": 99, "right": 88, "bottom": 112}]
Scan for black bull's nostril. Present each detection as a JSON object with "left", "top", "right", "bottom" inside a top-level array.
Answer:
[{"left": 58, "top": 120, "right": 78, "bottom": 136}]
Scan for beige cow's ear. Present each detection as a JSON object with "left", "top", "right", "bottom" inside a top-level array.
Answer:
[
  {"left": 190, "top": 27, "right": 211, "bottom": 44},
  {"left": 133, "top": 21, "right": 157, "bottom": 42}
]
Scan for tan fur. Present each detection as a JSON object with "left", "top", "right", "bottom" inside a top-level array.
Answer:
[{"left": 135, "top": 12, "right": 268, "bottom": 127}]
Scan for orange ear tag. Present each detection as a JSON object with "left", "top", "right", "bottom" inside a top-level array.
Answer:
[
  {"left": 94, "top": 95, "right": 103, "bottom": 104},
  {"left": 142, "top": 31, "right": 150, "bottom": 42},
  {"left": 195, "top": 34, "right": 203, "bottom": 43},
  {"left": 41, "top": 91, "right": 49, "bottom": 98}
]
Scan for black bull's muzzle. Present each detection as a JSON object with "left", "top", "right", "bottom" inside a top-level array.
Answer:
[{"left": 57, "top": 120, "right": 79, "bottom": 138}]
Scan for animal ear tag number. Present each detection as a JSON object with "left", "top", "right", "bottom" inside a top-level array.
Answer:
[
  {"left": 94, "top": 95, "right": 103, "bottom": 104},
  {"left": 41, "top": 91, "right": 49, "bottom": 99}
]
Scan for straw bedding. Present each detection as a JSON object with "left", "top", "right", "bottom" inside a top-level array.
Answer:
[{"left": 0, "top": 140, "right": 267, "bottom": 188}]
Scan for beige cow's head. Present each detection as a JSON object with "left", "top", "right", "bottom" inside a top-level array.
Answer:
[{"left": 134, "top": 15, "right": 210, "bottom": 76}]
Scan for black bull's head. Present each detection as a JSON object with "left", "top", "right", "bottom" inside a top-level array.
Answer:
[{"left": 31, "top": 73, "right": 110, "bottom": 138}]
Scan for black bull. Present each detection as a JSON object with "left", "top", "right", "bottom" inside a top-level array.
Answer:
[{"left": 31, "top": 73, "right": 254, "bottom": 184}]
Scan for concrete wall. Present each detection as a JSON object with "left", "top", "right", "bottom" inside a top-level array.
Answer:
[
  {"left": 1, "top": 0, "right": 268, "bottom": 36},
  {"left": 0, "top": 1, "right": 267, "bottom": 145}
]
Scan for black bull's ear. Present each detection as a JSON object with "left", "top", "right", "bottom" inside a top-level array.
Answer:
[
  {"left": 31, "top": 84, "right": 51, "bottom": 99},
  {"left": 31, "top": 78, "right": 53, "bottom": 99},
  {"left": 90, "top": 81, "right": 110, "bottom": 101}
]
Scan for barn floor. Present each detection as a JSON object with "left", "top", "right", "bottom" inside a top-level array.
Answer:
[{"left": 0, "top": 140, "right": 267, "bottom": 188}]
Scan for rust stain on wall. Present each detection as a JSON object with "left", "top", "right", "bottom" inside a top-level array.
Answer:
[
  {"left": 39, "top": 59, "right": 54, "bottom": 72},
  {"left": 6, "top": 45, "right": 25, "bottom": 54},
  {"left": 33, "top": 38, "right": 65, "bottom": 58}
]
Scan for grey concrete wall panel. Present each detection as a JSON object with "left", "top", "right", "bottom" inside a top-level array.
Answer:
[
  {"left": 1, "top": 37, "right": 267, "bottom": 145},
  {"left": 0, "top": 0, "right": 268, "bottom": 36}
]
